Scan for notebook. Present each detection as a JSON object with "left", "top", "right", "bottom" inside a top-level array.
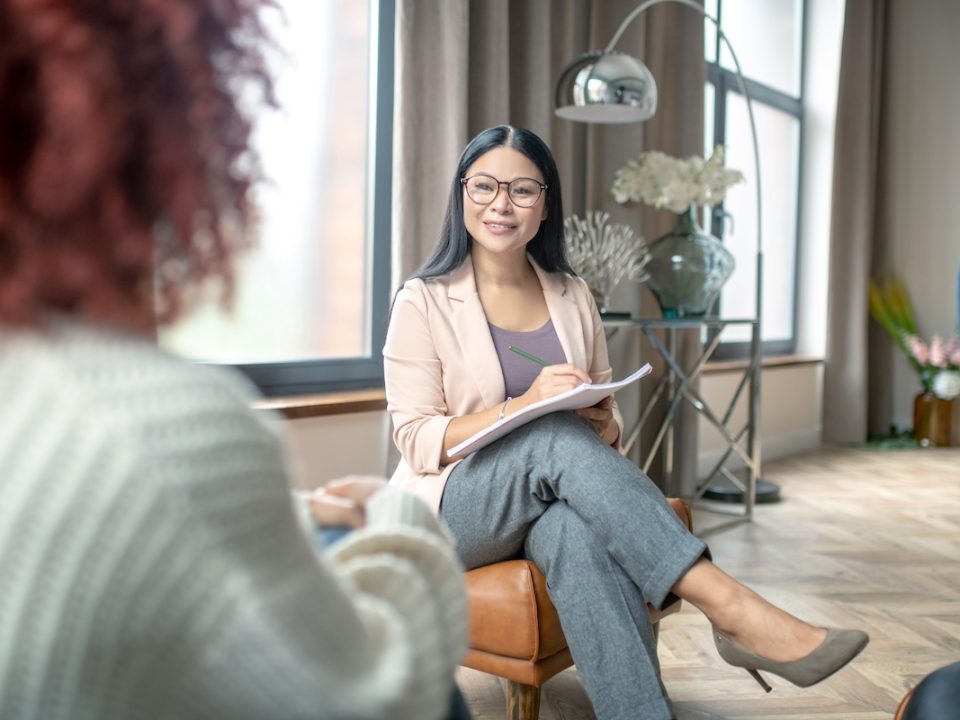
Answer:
[{"left": 446, "top": 363, "right": 653, "bottom": 458}]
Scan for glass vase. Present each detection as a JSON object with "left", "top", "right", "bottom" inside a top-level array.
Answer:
[
  {"left": 643, "top": 205, "right": 735, "bottom": 318},
  {"left": 913, "top": 392, "right": 954, "bottom": 447}
]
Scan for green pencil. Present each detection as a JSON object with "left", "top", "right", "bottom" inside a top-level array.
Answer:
[{"left": 508, "top": 345, "right": 550, "bottom": 367}]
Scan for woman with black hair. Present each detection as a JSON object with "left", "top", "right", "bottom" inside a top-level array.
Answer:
[{"left": 384, "top": 125, "right": 869, "bottom": 720}]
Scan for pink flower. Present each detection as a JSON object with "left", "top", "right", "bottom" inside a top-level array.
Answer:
[
  {"left": 930, "top": 335, "right": 947, "bottom": 367},
  {"left": 908, "top": 335, "right": 930, "bottom": 364},
  {"left": 945, "top": 335, "right": 960, "bottom": 363}
]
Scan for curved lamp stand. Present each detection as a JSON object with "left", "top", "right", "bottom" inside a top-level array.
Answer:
[{"left": 555, "top": 0, "right": 774, "bottom": 509}]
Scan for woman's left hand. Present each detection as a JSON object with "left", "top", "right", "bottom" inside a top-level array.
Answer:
[
  {"left": 309, "top": 475, "right": 388, "bottom": 529},
  {"left": 576, "top": 395, "right": 617, "bottom": 445}
]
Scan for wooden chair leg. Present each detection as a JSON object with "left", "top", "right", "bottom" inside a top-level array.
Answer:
[{"left": 506, "top": 680, "right": 541, "bottom": 720}]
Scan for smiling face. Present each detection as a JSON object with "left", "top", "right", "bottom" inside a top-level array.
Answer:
[{"left": 462, "top": 146, "right": 547, "bottom": 263}]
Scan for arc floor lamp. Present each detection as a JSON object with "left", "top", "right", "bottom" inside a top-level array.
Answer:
[{"left": 554, "top": 0, "right": 781, "bottom": 506}]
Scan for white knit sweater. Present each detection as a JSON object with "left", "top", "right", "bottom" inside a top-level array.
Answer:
[{"left": 0, "top": 322, "right": 467, "bottom": 720}]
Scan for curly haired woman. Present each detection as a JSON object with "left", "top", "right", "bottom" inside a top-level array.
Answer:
[{"left": 0, "top": 2, "right": 467, "bottom": 719}]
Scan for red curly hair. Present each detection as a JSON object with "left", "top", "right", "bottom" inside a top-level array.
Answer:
[{"left": 0, "top": 0, "right": 275, "bottom": 327}]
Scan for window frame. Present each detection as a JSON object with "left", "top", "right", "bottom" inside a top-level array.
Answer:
[
  {"left": 706, "top": 0, "right": 806, "bottom": 359},
  {"left": 229, "top": 0, "right": 394, "bottom": 396}
]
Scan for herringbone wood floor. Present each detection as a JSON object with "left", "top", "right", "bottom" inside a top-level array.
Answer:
[{"left": 457, "top": 447, "right": 960, "bottom": 719}]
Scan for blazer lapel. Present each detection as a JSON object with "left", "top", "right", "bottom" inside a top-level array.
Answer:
[
  {"left": 448, "top": 255, "right": 507, "bottom": 407},
  {"left": 531, "top": 257, "right": 588, "bottom": 371}
]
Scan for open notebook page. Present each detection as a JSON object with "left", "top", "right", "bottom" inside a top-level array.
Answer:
[{"left": 447, "top": 363, "right": 652, "bottom": 458}]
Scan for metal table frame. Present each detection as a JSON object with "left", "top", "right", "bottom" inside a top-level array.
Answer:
[{"left": 604, "top": 317, "right": 761, "bottom": 534}]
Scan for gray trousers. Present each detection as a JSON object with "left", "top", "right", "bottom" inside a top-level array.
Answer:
[{"left": 440, "top": 412, "right": 708, "bottom": 720}]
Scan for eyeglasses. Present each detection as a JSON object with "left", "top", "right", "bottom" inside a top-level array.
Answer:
[{"left": 461, "top": 174, "right": 547, "bottom": 208}]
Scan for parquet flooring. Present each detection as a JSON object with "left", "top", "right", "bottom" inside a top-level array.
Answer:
[{"left": 457, "top": 447, "right": 960, "bottom": 719}]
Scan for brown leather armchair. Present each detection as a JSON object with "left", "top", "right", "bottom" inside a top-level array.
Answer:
[{"left": 462, "top": 498, "right": 693, "bottom": 720}]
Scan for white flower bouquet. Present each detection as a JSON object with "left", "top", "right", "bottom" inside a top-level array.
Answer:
[{"left": 611, "top": 145, "right": 744, "bottom": 213}]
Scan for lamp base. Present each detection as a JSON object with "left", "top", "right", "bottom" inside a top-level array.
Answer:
[{"left": 702, "top": 478, "right": 781, "bottom": 504}]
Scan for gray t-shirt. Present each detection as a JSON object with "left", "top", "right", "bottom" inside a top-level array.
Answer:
[{"left": 488, "top": 319, "right": 567, "bottom": 399}]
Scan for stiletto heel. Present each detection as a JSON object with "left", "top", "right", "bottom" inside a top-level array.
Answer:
[
  {"left": 746, "top": 668, "right": 772, "bottom": 693},
  {"left": 713, "top": 627, "right": 869, "bottom": 689}
]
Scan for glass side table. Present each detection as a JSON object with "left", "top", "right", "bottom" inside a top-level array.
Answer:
[{"left": 603, "top": 316, "right": 762, "bottom": 534}]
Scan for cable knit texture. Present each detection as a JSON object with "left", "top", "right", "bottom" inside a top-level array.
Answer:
[{"left": 0, "top": 322, "right": 467, "bottom": 720}]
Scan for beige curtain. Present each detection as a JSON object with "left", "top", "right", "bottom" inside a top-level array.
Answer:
[
  {"left": 391, "top": 0, "right": 469, "bottom": 285},
  {"left": 822, "top": 0, "right": 890, "bottom": 444},
  {"left": 392, "top": 0, "right": 704, "bottom": 491}
]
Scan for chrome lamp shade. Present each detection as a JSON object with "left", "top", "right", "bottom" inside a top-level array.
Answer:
[{"left": 554, "top": 51, "right": 658, "bottom": 123}]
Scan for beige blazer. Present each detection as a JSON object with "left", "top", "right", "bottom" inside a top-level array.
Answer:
[{"left": 383, "top": 254, "right": 624, "bottom": 513}]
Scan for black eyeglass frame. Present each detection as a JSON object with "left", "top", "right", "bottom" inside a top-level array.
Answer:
[{"left": 460, "top": 174, "right": 548, "bottom": 208}]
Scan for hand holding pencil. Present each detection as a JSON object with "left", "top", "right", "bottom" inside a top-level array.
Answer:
[
  {"left": 509, "top": 344, "right": 615, "bottom": 442},
  {"left": 508, "top": 345, "right": 592, "bottom": 406}
]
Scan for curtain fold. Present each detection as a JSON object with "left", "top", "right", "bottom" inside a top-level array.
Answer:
[
  {"left": 822, "top": 0, "right": 890, "bottom": 444},
  {"left": 392, "top": 0, "right": 705, "bottom": 491},
  {"left": 391, "top": 0, "right": 469, "bottom": 290}
]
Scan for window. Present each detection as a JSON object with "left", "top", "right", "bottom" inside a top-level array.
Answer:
[
  {"left": 158, "top": 0, "right": 394, "bottom": 395},
  {"left": 704, "top": 0, "right": 804, "bottom": 356}
]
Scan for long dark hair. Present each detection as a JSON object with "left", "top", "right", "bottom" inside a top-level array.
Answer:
[{"left": 407, "top": 125, "right": 574, "bottom": 283}]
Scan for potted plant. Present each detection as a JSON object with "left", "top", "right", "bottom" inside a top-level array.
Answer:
[{"left": 869, "top": 277, "right": 960, "bottom": 446}]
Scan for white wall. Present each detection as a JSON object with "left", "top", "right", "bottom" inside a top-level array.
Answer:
[
  {"left": 287, "top": 412, "right": 391, "bottom": 490},
  {"left": 698, "top": 364, "right": 823, "bottom": 477}
]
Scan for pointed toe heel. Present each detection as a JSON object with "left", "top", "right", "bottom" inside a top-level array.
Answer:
[{"left": 713, "top": 627, "right": 869, "bottom": 690}]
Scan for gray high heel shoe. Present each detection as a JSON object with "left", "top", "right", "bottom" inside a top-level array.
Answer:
[{"left": 713, "top": 628, "right": 869, "bottom": 692}]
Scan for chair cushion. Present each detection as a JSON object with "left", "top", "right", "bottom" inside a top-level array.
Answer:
[
  {"left": 465, "top": 498, "right": 692, "bottom": 661},
  {"left": 467, "top": 558, "right": 565, "bottom": 661}
]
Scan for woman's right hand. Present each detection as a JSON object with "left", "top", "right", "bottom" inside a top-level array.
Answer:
[{"left": 520, "top": 363, "right": 593, "bottom": 406}]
